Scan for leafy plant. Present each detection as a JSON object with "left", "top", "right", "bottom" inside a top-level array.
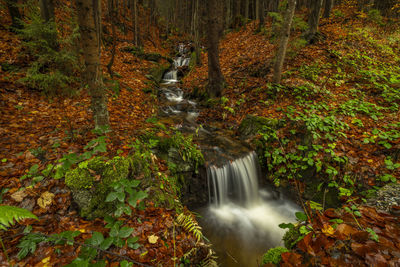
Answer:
[
  {"left": 262, "top": 246, "right": 289, "bottom": 265},
  {"left": 176, "top": 213, "right": 204, "bottom": 243},
  {"left": 0, "top": 205, "right": 38, "bottom": 230},
  {"left": 0, "top": 205, "right": 38, "bottom": 264},
  {"left": 105, "top": 179, "right": 148, "bottom": 217}
]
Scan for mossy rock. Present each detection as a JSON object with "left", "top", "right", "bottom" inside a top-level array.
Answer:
[
  {"left": 283, "top": 226, "right": 301, "bottom": 249},
  {"left": 65, "top": 156, "right": 133, "bottom": 220},
  {"left": 262, "top": 246, "right": 289, "bottom": 265},
  {"left": 238, "top": 115, "right": 284, "bottom": 139},
  {"left": 149, "top": 62, "right": 171, "bottom": 83}
]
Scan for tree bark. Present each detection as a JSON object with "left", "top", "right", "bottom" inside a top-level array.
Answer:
[
  {"left": 76, "top": 0, "right": 110, "bottom": 128},
  {"left": 6, "top": 0, "right": 22, "bottom": 29},
  {"left": 39, "top": 0, "right": 55, "bottom": 22},
  {"left": 323, "top": 0, "right": 334, "bottom": 18},
  {"left": 206, "top": 0, "right": 225, "bottom": 97},
  {"left": 304, "top": 0, "right": 323, "bottom": 43},
  {"left": 273, "top": 0, "right": 297, "bottom": 84}
]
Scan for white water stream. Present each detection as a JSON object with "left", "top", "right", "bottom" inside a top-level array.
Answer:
[
  {"left": 160, "top": 44, "right": 299, "bottom": 266},
  {"left": 203, "top": 152, "right": 299, "bottom": 266}
]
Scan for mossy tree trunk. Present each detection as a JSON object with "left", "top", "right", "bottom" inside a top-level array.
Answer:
[
  {"left": 273, "top": 0, "right": 297, "bottom": 84},
  {"left": 76, "top": 0, "right": 110, "bottom": 129},
  {"left": 206, "top": 0, "right": 225, "bottom": 98},
  {"left": 304, "top": 0, "right": 323, "bottom": 43}
]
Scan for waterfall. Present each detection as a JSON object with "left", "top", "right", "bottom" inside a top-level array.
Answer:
[
  {"left": 203, "top": 151, "right": 300, "bottom": 266},
  {"left": 163, "top": 70, "right": 178, "bottom": 82},
  {"left": 208, "top": 152, "right": 260, "bottom": 207}
]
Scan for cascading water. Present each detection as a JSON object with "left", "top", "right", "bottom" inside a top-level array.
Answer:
[
  {"left": 159, "top": 43, "right": 299, "bottom": 267},
  {"left": 203, "top": 152, "right": 300, "bottom": 266}
]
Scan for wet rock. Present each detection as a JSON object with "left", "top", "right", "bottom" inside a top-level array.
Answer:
[
  {"left": 148, "top": 62, "right": 171, "bottom": 84},
  {"left": 367, "top": 183, "right": 400, "bottom": 214}
]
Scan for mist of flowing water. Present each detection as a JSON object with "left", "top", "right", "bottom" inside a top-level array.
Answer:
[{"left": 202, "top": 152, "right": 300, "bottom": 266}]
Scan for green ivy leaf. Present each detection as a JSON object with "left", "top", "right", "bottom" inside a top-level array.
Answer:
[
  {"left": 100, "top": 237, "right": 114, "bottom": 250},
  {"left": 118, "top": 227, "right": 134, "bottom": 238},
  {"left": 295, "top": 212, "right": 308, "bottom": 222},
  {"left": 105, "top": 192, "right": 118, "bottom": 202},
  {"left": 89, "top": 232, "right": 104, "bottom": 246}
]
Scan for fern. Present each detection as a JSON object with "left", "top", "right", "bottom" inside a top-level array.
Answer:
[
  {"left": 0, "top": 205, "right": 38, "bottom": 230},
  {"left": 176, "top": 213, "right": 203, "bottom": 243}
]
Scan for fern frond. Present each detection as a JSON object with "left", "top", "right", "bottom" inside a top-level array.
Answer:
[
  {"left": 0, "top": 205, "right": 38, "bottom": 230},
  {"left": 176, "top": 213, "right": 203, "bottom": 243},
  {"left": 200, "top": 248, "right": 218, "bottom": 267}
]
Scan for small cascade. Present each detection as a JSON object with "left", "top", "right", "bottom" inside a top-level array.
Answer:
[
  {"left": 163, "top": 70, "right": 178, "bottom": 82},
  {"left": 159, "top": 44, "right": 199, "bottom": 122},
  {"left": 208, "top": 152, "right": 259, "bottom": 207},
  {"left": 203, "top": 151, "right": 300, "bottom": 266}
]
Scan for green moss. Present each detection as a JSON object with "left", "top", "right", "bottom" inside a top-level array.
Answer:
[
  {"left": 87, "top": 156, "right": 107, "bottom": 173},
  {"left": 65, "top": 156, "right": 133, "bottom": 220},
  {"left": 65, "top": 168, "right": 94, "bottom": 189},
  {"left": 102, "top": 156, "right": 131, "bottom": 184},
  {"left": 262, "top": 246, "right": 289, "bottom": 265},
  {"left": 283, "top": 226, "right": 301, "bottom": 249}
]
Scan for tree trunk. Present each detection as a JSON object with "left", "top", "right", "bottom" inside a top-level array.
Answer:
[
  {"left": 39, "top": 0, "right": 55, "bottom": 22},
  {"left": 194, "top": 0, "right": 201, "bottom": 65},
  {"left": 258, "top": 0, "right": 265, "bottom": 31},
  {"left": 6, "top": 0, "right": 22, "bottom": 29},
  {"left": 323, "top": 0, "right": 334, "bottom": 18},
  {"left": 304, "top": 0, "right": 323, "bottom": 43},
  {"left": 206, "top": 0, "right": 225, "bottom": 97},
  {"left": 245, "top": 0, "right": 250, "bottom": 20},
  {"left": 76, "top": 0, "right": 110, "bottom": 128},
  {"left": 273, "top": 0, "right": 297, "bottom": 84}
]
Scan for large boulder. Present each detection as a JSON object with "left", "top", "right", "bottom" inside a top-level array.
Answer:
[{"left": 65, "top": 156, "right": 132, "bottom": 219}]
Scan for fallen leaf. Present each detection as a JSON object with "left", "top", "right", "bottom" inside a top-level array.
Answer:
[
  {"left": 37, "top": 191, "right": 55, "bottom": 209},
  {"left": 321, "top": 224, "right": 335, "bottom": 237},
  {"left": 11, "top": 189, "right": 27, "bottom": 202},
  {"left": 148, "top": 234, "right": 159, "bottom": 244}
]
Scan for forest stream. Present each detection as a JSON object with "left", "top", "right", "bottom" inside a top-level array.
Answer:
[{"left": 158, "top": 44, "right": 300, "bottom": 267}]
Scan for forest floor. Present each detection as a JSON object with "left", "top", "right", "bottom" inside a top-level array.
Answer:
[
  {"left": 1, "top": 2, "right": 400, "bottom": 267},
  {"left": 183, "top": 5, "right": 400, "bottom": 267},
  {"left": 0, "top": 5, "right": 206, "bottom": 266}
]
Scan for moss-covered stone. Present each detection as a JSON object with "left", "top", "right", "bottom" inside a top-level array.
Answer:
[
  {"left": 65, "top": 168, "right": 94, "bottom": 190},
  {"left": 149, "top": 62, "right": 171, "bottom": 83},
  {"left": 65, "top": 156, "right": 133, "bottom": 220},
  {"left": 238, "top": 115, "right": 284, "bottom": 139},
  {"left": 102, "top": 156, "right": 131, "bottom": 184}
]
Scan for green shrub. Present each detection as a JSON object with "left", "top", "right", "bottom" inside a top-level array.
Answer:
[{"left": 18, "top": 9, "right": 80, "bottom": 96}]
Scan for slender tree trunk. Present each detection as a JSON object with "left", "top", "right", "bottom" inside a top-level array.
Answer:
[
  {"left": 245, "top": 0, "right": 250, "bottom": 20},
  {"left": 39, "top": 0, "right": 55, "bottom": 22},
  {"left": 6, "top": 0, "right": 23, "bottom": 29},
  {"left": 107, "top": 0, "right": 116, "bottom": 77},
  {"left": 76, "top": 0, "right": 110, "bottom": 128},
  {"left": 323, "top": 0, "right": 334, "bottom": 18},
  {"left": 273, "top": 0, "right": 297, "bottom": 84},
  {"left": 258, "top": 0, "right": 265, "bottom": 31},
  {"left": 206, "top": 0, "right": 225, "bottom": 97},
  {"left": 304, "top": 0, "right": 323, "bottom": 43},
  {"left": 194, "top": 0, "right": 201, "bottom": 65}
]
